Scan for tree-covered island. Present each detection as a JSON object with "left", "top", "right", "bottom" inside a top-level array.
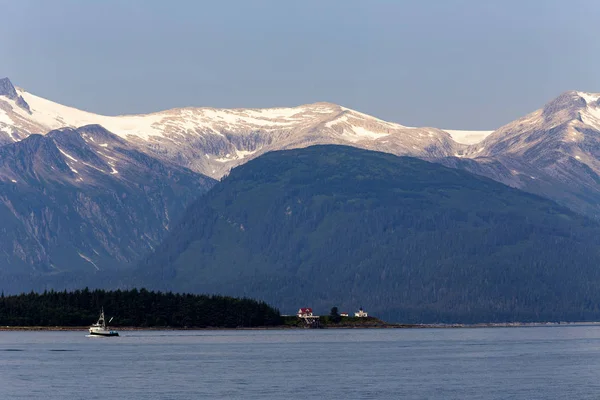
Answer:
[{"left": 0, "top": 288, "right": 282, "bottom": 328}]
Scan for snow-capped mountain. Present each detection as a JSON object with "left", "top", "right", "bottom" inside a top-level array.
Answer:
[
  {"left": 466, "top": 91, "right": 600, "bottom": 159},
  {"left": 4, "top": 76, "right": 600, "bottom": 219},
  {"left": 0, "top": 78, "right": 468, "bottom": 179},
  {"left": 0, "top": 124, "right": 213, "bottom": 282},
  {"left": 444, "top": 91, "right": 600, "bottom": 217}
]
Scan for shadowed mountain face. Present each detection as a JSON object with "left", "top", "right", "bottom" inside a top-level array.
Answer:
[
  {"left": 0, "top": 124, "right": 215, "bottom": 288},
  {"left": 0, "top": 78, "right": 30, "bottom": 115},
  {"left": 136, "top": 146, "right": 600, "bottom": 323}
]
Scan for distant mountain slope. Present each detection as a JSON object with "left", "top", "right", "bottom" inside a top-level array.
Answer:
[
  {"left": 137, "top": 146, "right": 600, "bottom": 323},
  {"left": 0, "top": 125, "right": 214, "bottom": 284},
  {"left": 0, "top": 77, "right": 468, "bottom": 178},
  {"left": 469, "top": 91, "right": 600, "bottom": 158},
  {"left": 443, "top": 91, "right": 600, "bottom": 218}
]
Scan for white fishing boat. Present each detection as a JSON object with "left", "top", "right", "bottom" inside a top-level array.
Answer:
[{"left": 88, "top": 308, "right": 119, "bottom": 337}]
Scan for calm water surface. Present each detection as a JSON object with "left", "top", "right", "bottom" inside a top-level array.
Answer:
[{"left": 1, "top": 326, "right": 600, "bottom": 399}]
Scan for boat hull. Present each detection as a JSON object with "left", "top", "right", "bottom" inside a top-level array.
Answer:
[{"left": 89, "top": 330, "right": 119, "bottom": 337}]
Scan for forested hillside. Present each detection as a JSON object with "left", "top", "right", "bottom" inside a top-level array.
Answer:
[
  {"left": 138, "top": 145, "right": 600, "bottom": 323},
  {"left": 0, "top": 289, "right": 281, "bottom": 328}
]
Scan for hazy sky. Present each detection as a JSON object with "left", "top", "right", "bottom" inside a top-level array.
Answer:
[{"left": 1, "top": 0, "right": 599, "bottom": 129}]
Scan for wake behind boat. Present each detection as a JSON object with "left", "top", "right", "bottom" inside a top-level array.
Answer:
[{"left": 88, "top": 308, "right": 119, "bottom": 337}]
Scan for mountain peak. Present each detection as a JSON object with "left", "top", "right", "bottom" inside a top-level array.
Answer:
[
  {"left": 542, "top": 91, "right": 587, "bottom": 119},
  {"left": 0, "top": 77, "right": 31, "bottom": 113},
  {"left": 542, "top": 91, "right": 600, "bottom": 114},
  {"left": 0, "top": 78, "right": 17, "bottom": 98},
  {"left": 539, "top": 91, "right": 600, "bottom": 130}
]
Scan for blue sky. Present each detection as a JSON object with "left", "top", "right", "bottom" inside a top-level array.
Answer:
[{"left": 1, "top": 0, "right": 599, "bottom": 129}]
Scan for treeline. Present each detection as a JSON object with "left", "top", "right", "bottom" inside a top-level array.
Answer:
[{"left": 0, "top": 288, "right": 282, "bottom": 328}]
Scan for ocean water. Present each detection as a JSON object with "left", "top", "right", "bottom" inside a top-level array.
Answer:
[{"left": 1, "top": 326, "right": 600, "bottom": 399}]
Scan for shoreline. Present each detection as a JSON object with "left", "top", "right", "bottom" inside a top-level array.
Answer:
[{"left": 2, "top": 321, "right": 600, "bottom": 332}]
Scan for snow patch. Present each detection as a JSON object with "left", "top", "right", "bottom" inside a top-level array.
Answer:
[
  {"left": 97, "top": 151, "right": 117, "bottom": 161},
  {"left": 578, "top": 92, "right": 600, "bottom": 104},
  {"left": 0, "top": 108, "right": 13, "bottom": 125},
  {"left": 78, "top": 252, "right": 100, "bottom": 271},
  {"left": 235, "top": 148, "right": 257, "bottom": 158},
  {"left": 67, "top": 163, "right": 79, "bottom": 174},
  {"left": 443, "top": 129, "right": 494, "bottom": 145},
  {"left": 582, "top": 103, "right": 600, "bottom": 131},
  {"left": 340, "top": 126, "right": 390, "bottom": 142},
  {"left": 353, "top": 126, "right": 390, "bottom": 140},
  {"left": 1, "top": 126, "right": 18, "bottom": 142},
  {"left": 57, "top": 147, "right": 78, "bottom": 162},
  {"left": 81, "top": 161, "right": 106, "bottom": 174},
  {"left": 215, "top": 148, "right": 257, "bottom": 162}
]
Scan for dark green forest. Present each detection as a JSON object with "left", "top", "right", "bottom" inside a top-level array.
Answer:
[
  {"left": 137, "top": 145, "right": 600, "bottom": 324},
  {"left": 0, "top": 288, "right": 282, "bottom": 328}
]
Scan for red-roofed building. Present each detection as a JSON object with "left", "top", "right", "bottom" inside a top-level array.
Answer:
[{"left": 297, "top": 308, "right": 313, "bottom": 318}]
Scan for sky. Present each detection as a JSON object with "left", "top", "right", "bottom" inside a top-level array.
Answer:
[{"left": 1, "top": 0, "right": 599, "bottom": 130}]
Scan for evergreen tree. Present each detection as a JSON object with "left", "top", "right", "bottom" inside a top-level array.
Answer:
[{"left": 330, "top": 307, "right": 341, "bottom": 323}]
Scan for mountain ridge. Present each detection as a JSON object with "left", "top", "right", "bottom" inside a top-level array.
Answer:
[
  {"left": 0, "top": 77, "right": 476, "bottom": 178},
  {"left": 3, "top": 76, "right": 600, "bottom": 219}
]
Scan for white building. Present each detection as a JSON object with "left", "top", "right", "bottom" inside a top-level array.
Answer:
[{"left": 354, "top": 307, "right": 368, "bottom": 318}]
